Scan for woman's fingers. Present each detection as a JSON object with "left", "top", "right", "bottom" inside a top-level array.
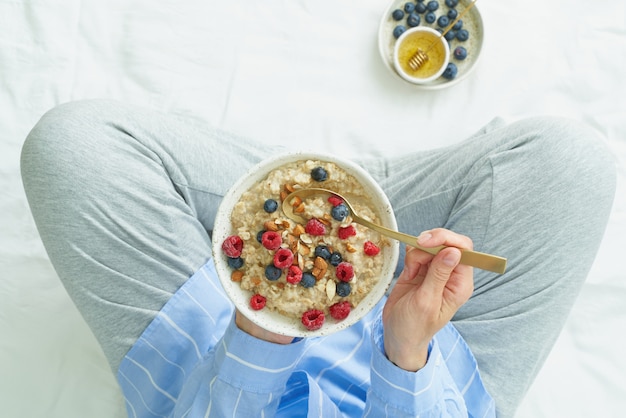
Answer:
[{"left": 417, "top": 228, "right": 474, "bottom": 251}]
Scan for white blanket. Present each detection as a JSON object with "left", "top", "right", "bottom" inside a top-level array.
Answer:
[{"left": 1, "top": 1, "right": 624, "bottom": 416}]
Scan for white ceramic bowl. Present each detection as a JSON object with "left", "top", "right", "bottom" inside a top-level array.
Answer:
[
  {"left": 212, "top": 151, "right": 400, "bottom": 338},
  {"left": 378, "top": 0, "right": 484, "bottom": 89},
  {"left": 393, "top": 26, "right": 450, "bottom": 85}
]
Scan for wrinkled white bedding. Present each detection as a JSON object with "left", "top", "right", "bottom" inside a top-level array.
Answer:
[{"left": 1, "top": 1, "right": 624, "bottom": 416}]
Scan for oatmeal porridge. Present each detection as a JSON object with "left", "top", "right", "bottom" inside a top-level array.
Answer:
[{"left": 221, "top": 159, "right": 389, "bottom": 331}]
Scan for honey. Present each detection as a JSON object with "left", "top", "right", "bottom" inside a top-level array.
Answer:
[{"left": 397, "top": 30, "right": 447, "bottom": 79}]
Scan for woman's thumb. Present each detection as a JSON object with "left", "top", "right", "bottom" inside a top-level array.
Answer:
[{"left": 424, "top": 247, "right": 461, "bottom": 293}]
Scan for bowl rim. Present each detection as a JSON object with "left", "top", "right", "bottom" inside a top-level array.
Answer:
[{"left": 211, "top": 151, "right": 400, "bottom": 338}]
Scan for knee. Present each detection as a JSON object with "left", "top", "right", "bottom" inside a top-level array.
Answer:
[
  {"left": 20, "top": 100, "right": 115, "bottom": 188},
  {"left": 514, "top": 116, "right": 617, "bottom": 204}
]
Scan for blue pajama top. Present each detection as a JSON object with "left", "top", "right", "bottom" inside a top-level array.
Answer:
[{"left": 117, "top": 259, "right": 495, "bottom": 417}]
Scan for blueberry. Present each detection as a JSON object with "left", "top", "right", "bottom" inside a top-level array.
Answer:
[
  {"left": 445, "top": 30, "right": 457, "bottom": 41},
  {"left": 407, "top": 12, "right": 421, "bottom": 27},
  {"left": 393, "top": 25, "right": 406, "bottom": 39},
  {"left": 331, "top": 204, "right": 349, "bottom": 221},
  {"left": 311, "top": 166, "right": 328, "bottom": 182},
  {"left": 453, "top": 19, "right": 463, "bottom": 31},
  {"left": 442, "top": 62, "right": 458, "bottom": 80},
  {"left": 256, "top": 230, "right": 266, "bottom": 243},
  {"left": 228, "top": 257, "right": 244, "bottom": 269},
  {"left": 263, "top": 198, "right": 278, "bottom": 213},
  {"left": 437, "top": 15, "right": 449, "bottom": 28},
  {"left": 265, "top": 265, "right": 282, "bottom": 281},
  {"left": 426, "top": 1, "right": 439, "bottom": 11},
  {"left": 456, "top": 29, "right": 469, "bottom": 41},
  {"left": 415, "top": 2, "right": 427, "bottom": 13},
  {"left": 336, "top": 281, "right": 351, "bottom": 297},
  {"left": 445, "top": 0, "right": 459, "bottom": 7},
  {"left": 453, "top": 46, "right": 467, "bottom": 60},
  {"left": 329, "top": 252, "right": 343, "bottom": 267},
  {"left": 301, "top": 272, "right": 316, "bottom": 288},
  {"left": 314, "top": 245, "right": 331, "bottom": 260},
  {"left": 447, "top": 9, "right": 458, "bottom": 20},
  {"left": 404, "top": 2, "right": 415, "bottom": 13},
  {"left": 425, "top": 11, "right": 436, "bottom": 24},
  {"left": 392, "top": 9, "right": 404, "bottom": 21}
]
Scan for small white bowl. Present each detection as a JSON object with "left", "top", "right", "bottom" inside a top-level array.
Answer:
[
  {"left": 393, "top": 26, "right": 450, "bottom": 85},
  {"left": 212, "top": 151, "right": 400, "bottom": 338}
]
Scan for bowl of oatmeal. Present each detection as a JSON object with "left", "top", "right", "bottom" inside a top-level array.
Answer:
[{"left": 212, "top": 152, "right": 400, "bottom": 338}]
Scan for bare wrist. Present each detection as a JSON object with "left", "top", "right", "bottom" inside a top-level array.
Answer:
[
  {"left": 384, "top": 342, "right": 429, "bottom": 372},
  {"left": 235, "top": 310, "right": 294, "bottom": 345}
]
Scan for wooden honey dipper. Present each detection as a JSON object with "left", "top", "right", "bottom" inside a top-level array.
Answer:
[{"left": 408, "top": 0, "right": 478, "bottom": 71}]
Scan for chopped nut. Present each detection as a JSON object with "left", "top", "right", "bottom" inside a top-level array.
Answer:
[
  {"left": 288, "top": 234, "right": 298, "bottom": 251},
  {"left": 297, "top": 253, "right": 304, "bottom": 270},
  {"left": 284, "top": 183, "right": 296, "bottom": 193},
  {"left": 264, "top": 220, "right": 279, "bottom": 231},
  {"left": 314, "top": 256, "right": 328, "bottom": 270},
  {"left": 298, "top": 243, "right": 311, "bottom": 255},
  {"left": 300, "top": 234, "right": 313, "bottom": 244},
  {"left": 325, "top": 279, "right": 336, "bottom": 300},
  {"left": 318, "top": 217, "right": 331, "bottom": 227},
  {"left": 294, "top": 202, "right": 306, "bottom": 213},
  {"left": 231, "top": 270, "right": 244, "bottom": 282},
  {"left": 346, "top": 243, "right": 358, "bottom": 253},
  {"left": 289, "top": 196, "right": 302, "bottom": 207},
  {"left": 292, "top": 224, "right": 305, "bottom": 236},
  {"left": 313, "top": 257, "right": 328, "bottom": 280}
]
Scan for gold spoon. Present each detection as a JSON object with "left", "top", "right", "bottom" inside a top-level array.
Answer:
[{"left": 282, "top": 187, "right": 507, "bottom": 274}]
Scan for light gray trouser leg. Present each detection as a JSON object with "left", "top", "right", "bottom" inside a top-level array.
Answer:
[{"left": 21, "top": 99, "right": 616, "bottom": 417}]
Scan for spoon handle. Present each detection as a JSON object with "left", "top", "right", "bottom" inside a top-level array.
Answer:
[{"left": 354, "top": 215, "right": 507, "bottom": 274}]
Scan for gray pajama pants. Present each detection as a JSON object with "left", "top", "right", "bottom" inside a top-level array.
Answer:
[{"left": 21, "top": 100, "right": 616, "bottom": 417}]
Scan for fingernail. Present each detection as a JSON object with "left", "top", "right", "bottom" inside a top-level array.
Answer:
[
  {"left": 417, "top": 231, "right": 432, "bottom": 245},
  {"left": 442, "top": 249, "right": 461, "bottom": 267}
]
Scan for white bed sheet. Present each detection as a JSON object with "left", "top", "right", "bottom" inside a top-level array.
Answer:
[{"left": 1, "top": 1, "right": 624, "bottom": 416}]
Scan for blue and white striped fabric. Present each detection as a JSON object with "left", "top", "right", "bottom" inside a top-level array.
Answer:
[{"left": 117, "top": 259, "right": 495, "bottom": 417}]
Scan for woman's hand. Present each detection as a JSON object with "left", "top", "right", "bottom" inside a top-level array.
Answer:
[
  {"left": 382, "top": 228, "right": 474, "bottom": 372},
  {"left": 235, "top": 310, "right": 295, "bottom": 345}
]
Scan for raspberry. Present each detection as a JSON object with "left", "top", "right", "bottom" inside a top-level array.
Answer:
[
  {"left": 222, "top": 235, "right": 243, "bottom": 258},
  {"left": 261, "top": 231, "right": 282, "bottom": 250},
  {"left": 301, "top": 309, "right": 325, "bottom": 331},
  {"left": 273, "top": 248, "right": 294, "bottom": 269},
  {"left": 336, "top": 262, "right": 354, "bottom": 282},
  {"left": 363, "top": 241, "right": 380, "bottom": 256},
  {"left": 286, "top": 265, "right": 303, "bottom": 284},
  {"left": 338, "top": 225, "right": 356, "bottom": 239},
  {"left": 305, "top": 218, "right": 327, "bottom": 236},
  {"left": 328, "top": 195, "right": 343, "bottom": 207},
  {"left": 329, "top": 301, "right": 351, "bottom": 320},
  {"left": 250, "top": 294, "right": 266, "bottom": 310}
]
